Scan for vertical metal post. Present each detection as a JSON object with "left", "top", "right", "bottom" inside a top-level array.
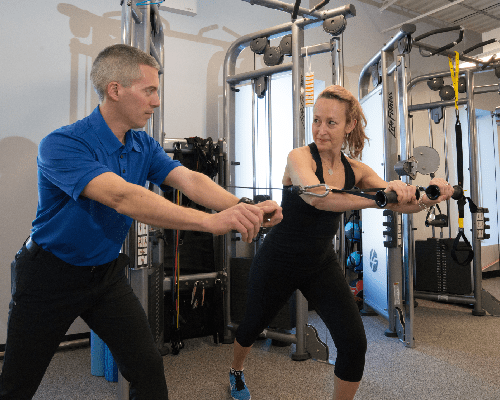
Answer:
[
  {"left": 397, "top": 54, "right": 415, "bottom": 347},
  {"left": 121, "top": 1, "right": 133, "bottom": 46},
  {"left": 252, "top": 81, "right": 257, "bottom": 200},
  {"left": 268, "top": 78, "right": 273, "bottom": 197},
  {"left": 291, "top": 22, "right": 305, "bottom": 149},
  {"left": 290, "top": 20, "right": 308, "bottom": 360},
  {"left": 331, "top": 36, "right": 345, "bottom": 275},
  {"left": 465, "top": 70, "right": 485, "bottom": 316},
  {"left": 331, "top": 36, "right": 343, "bottom": 87},
  {"left": 443, "top": 111, "right": 451, "bottom": 239},
  {"left": 118, "top": 2, "right": 167, "bottom": 397}
]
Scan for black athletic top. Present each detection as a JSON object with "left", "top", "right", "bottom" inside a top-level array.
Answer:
[{"left": 274, "top": 142, "right": 356, "bottom": 239}]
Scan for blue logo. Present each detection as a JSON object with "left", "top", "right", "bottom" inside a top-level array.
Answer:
[
  {"left": 137, "top": 0, "right": 164, "bottom": 6},
  {"left": 369, "top": 249, "right": 378, "bottom": 272}
]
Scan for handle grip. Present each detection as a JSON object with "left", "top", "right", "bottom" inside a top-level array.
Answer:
[
  {"left": 413, "top": 26, "right": 464, "bottom": 56},
  {"left": 375, "top": 188, "right": 420, "bottom": 208},
  {"left": 425, "top": 184, "right": 463, "bottom": 200}
]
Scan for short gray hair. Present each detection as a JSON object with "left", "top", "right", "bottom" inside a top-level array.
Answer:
[{"left": 90, "top": 44, "right": 160, "bottom": 101}]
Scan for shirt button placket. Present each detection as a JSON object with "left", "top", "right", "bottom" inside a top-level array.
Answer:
[{"left": 119, "top": 153, "right": 126, "bottom": 177}]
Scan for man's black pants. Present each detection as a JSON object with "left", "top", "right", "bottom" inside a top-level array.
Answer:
[{"left": 0, "top": 240, "right": 168, "bottom": 399}]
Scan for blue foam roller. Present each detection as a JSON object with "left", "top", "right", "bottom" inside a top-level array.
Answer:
[
  {"left": 90, "top": 330, "right": 105, "bottom": 377},
  {"left": 104, "top": 345, "right": 118, "bottom": 382}
]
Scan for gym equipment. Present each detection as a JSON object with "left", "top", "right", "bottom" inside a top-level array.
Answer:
[
  {"left": 358, "top": 23, "right": 500, "bottom": 349},
  {"left": 427, "top": 77, "right": 444, "bottom": 91},
  {"left": 439, "top": 85, "right": 455, "bottom": 101},
  {"left": 90, "top": 331, "right": 118, "bottom": 383},
  {"left": 263, "top": 46, "right": 284, "bottom": 66},
  {"left": 119, "top": 1, "right": 167, "bottom": 397},
  {"left": 223, "top": 0, "right": 356, "bottom": 364},
  {"left": 347, "top": 251, "right": 362, "bottom": 272},
  {"left": 163, "top": 138, "right": 226, "bottom": 355},
  {"left": 279, "top": 34, "right": 292, "bottom": 55},
  {"left": 250, "top": 37, "right": 269, "bottom": 54},
  {"left": 345, "top": 221, "right": 361, "bottom": 242}
]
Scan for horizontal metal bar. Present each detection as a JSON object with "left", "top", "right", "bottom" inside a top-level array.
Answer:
[
  {"left": 240, "top": 0, "right": 356, "bottom": 21},
  {"left": 227, "top": 322, "right": 297, "bottom": 344},
  {"left": 301, "top": 42, "right": 332, "bottom": 57},
  {"left": 408, "top": 98, "right": 467, "bottom": 112},
  {"left": 163, "top": 272, "right": 219, "bottom": 292},
  {"left": 412, "top": 41, "right": 483, "bottom": 66},
  {"left": 414, "top": 291, "right": 476, "bottom": 305},
  {"left": 226, "top": 62, "right": 293, "bottom": 85},
  {"left": 474, "top": 84, "right": 499, "bottom": 95}
]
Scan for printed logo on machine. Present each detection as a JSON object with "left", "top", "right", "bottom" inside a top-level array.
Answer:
[{"left": 369, "top": 249, "right": 378, "bottom": 272}]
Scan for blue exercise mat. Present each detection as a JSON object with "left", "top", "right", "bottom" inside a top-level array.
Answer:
[{"left": 90, "top": 330, "right": 118, "bottom": 382}]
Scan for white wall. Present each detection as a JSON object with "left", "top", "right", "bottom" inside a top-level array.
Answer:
[{"left": 0, "top": 0, "right": 490, "bottom": 344}]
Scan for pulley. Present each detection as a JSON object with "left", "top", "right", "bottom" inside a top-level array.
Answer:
[
  {"left": 263, "top": 46, "right": 284, "bottom": 66},
  {"left": 279, "top": 34, "right": 292, "bottom": 56},
  {"left": 323, "top": 15, "right": 347, "bottom": 36},
  {"left": 427, "top": 77, "right": 444, "bottom": 91},
  {"left": 397, "top": 35, "right": 412, "bottom": 55},
  {"left": 439, "top": 85, "right": 455, "bottom": 101},
  {"left": 457, "top": 76, "right": 466, "bottom": 93},
  {"left": 250, "top": 37, "right": 269, "bottom": 54},
  {"left": 394, "top": 146, "right": 440, "bottom": 180}
]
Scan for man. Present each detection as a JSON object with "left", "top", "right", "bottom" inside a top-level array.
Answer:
[{"left": 0, "top": 44, "right": 282, "bottom": 400}]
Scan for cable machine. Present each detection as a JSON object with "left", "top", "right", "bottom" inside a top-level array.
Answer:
[
  {"left": 119, "top": 1, "right": 165, "bottom": 398},
  {"left": 358, "top": 24, "right": 500, "bottom": 348},
  {"left": 222, "top": 0, "right": 356, "bottom": 362}
]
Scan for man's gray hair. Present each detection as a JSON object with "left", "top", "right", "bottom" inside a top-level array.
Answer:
[{"left": 90, "top": 44, "right": 160, "bottom": 101}]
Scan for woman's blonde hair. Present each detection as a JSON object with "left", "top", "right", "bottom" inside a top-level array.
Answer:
[{"left": 315, "top": 85, "right": 368, "bottom": 159}]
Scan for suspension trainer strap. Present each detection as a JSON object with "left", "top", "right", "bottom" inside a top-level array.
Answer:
[
  {"left": 449, "top": 51, "right": 474, "bottom": 265},
  {"left": 451, "top": 229, "right": 475, "bottom": 266}
]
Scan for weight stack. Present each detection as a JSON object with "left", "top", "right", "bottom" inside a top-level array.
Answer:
[
  {"left": 415, "top": 238, "right": 472, "bottom": 295},
  {"left": 230, "top": 257, "right": 294, "bottom": 330}
]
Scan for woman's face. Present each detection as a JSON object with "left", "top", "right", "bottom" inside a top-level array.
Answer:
[{"left": 312, "top": 97, "right": 354, "bottom": 152}]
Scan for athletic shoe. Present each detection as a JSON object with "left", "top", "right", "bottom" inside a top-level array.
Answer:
[{"left": 229, "top": 369, "right": 251, "bottom": 400}]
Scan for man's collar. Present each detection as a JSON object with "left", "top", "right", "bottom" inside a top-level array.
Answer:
[{"left": 90, "top": 106, "right": 143, "bottom": 154}]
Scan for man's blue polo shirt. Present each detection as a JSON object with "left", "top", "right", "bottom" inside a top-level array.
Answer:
[{"left": 32, "top": 106, "right": 181, "bottom": 266}]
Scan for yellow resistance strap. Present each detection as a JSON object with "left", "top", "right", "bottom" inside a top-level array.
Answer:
[{"left": 448, "top": 51, "right": 460, "bottom": 113}]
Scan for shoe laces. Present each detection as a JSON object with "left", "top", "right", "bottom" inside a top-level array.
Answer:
[{"left": 233, "top": 370, "right": 246, "bottom": 391}]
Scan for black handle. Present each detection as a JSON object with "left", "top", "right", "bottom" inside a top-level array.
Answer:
[
  {"left": 413, "top": 26, "right": 464, "bottom": 56},
  {"left": 375, "top": 188, "right": 420, "bottom": 208},
  {"left": 424, "top": 184, "right": 463, "bottom": 200}
]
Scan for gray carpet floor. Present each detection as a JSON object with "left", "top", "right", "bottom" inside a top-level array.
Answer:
[{"left": 2, "top": 276, "right": 498, "bottom": 400}]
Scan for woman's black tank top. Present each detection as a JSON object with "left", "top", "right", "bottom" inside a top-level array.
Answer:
[{"left": 272, "top": 142, "right": 356, "bottom": 239}]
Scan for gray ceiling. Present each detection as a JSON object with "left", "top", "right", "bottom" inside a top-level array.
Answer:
[{"left": 378, "top": 0, "right": 500, "bottom": 34}]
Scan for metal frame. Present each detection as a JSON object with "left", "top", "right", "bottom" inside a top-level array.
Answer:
[
  {"left": 358, "top": 24, "right": 500, "bottom": 348},
  {"left": 119, "top": 1, "right": 165, "bottom": 398},
  {"left": 222, "top": 0, "right": 356, "bottom": 362}
]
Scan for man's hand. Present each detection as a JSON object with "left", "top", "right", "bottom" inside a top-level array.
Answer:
[
  {"left": 200, "top": 200, "right": 282, "bottom": 243},
  {"left": 256, "top": 200, "right": 283, "bottom": 227}
]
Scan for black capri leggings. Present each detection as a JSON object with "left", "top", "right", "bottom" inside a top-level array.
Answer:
[{"left": 235, "top": 237, "right": 367, "bottom": 382}]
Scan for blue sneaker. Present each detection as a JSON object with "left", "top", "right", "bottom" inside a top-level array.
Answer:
[{"left": 229, "top": 369, "right": 251, "bottom": 400}]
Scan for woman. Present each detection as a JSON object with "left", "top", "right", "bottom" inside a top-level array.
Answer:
[{"left": 229, "top": 85, "right": 453, "bottom": 400}]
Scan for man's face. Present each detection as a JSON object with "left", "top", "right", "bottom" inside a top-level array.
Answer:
[{"left": 118, "top": 64, "right": 160, "bottom": 130}]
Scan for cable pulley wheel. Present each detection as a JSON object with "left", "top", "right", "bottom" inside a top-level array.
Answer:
[
  {"left": 279, "top": 34, "right": 292, "bottom": 56},
  {"left": 250, "top": 37, "right": 269, "bottom": 54},
  {"left": 427, "top": 77, "right": 444, "bottom": 91},
  {"left": 323, "top": 15, "right": 347, "bottom": 36},
  {"left": 263, "top": 46, "right": 284, "bottom": 66},
  {"left": 439, "top": 85, "right": 455, "bottom": 101}
]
